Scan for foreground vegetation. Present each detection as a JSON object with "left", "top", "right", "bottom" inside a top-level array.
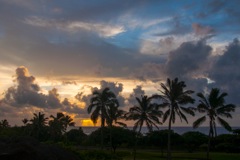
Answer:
[{"left": 0, "top": 125, "right": 240, "bottom": 160}]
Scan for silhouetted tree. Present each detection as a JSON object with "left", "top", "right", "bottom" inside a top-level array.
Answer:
[
  {"left": 125, "top": 95, "right": 162, "bottom": 160},
  {"left": 182, "top": 131, "right": 207, "bottom": 152},
  {"left": 29, "top": 112, "right": 48, "bottom": 140},
  {"left": 155, "top": 78, "right": 195, "bottom": 160},
  {"left": 88, "top": 87, "right": 118, "bottom": 149},
  {"left": 49, "top": 112, "right": 75, "bottom": 142},
  {"left": 0, "top": 119, "right": 10, "bottom": 129},
  {"left": 22, "top": 118, "right": 29, "bottom": 126},
  {"left": 193, "top": 88, "right": 236, "bottom": 159},
  {"left": 105, "top": 102, "right": 126, "bottom": 156},
  {"left": 65, "top": 127, "right": 87, "bottom": 145}
]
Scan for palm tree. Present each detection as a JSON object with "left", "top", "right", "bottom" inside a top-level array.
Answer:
[
  {"left": 22, "top": 118, "right": 29, "bottom": 126},
  {"left": 30, "top": 112, "right": 48, "bottom": 140},
  {"left": 125, "top": 95, "right": 162, "bottom": 160},
  {"left": 106, "top": 103, "right": 126, "bottom": 128},
  {"left": 88, "top": 87, "right": 118, "bottom": 149},
  {"left": 106, "top": 102, "right": 126, "bottom": 155},
  {"left": 49, "top": 112, "right": 75, "bottom": 141},
  {"left": 63, "top": 115, "right": 75, "bottom": 132},
  {"left": 193, "top": 88, "right": 236, "bottom": 160},
  {"left": 155, "top": 78, "right": 195, "bottom": 160},
  {"left": 49, "top": 113, "right": 64, "bottom": 141},
  {"left": 0, "top": 119, "right": 10, "bottom": 129}
]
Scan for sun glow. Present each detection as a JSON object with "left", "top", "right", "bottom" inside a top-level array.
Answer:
[{"left": 81, "top": 119, "right": 95, "bottom": 126}]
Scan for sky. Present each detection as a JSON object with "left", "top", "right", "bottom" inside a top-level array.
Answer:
[{"left": 0, "top": 0, "right": 240, "bottom": 127}]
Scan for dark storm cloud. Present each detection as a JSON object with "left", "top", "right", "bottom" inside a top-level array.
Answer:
[
  {"left": 165, "top": 39, "right": 212, "bottom": 78},
  {"left": 209, "top": 38, "right": 240, "bottom": 105}
]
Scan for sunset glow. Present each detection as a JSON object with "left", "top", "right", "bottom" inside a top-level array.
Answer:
[
  {"left": 81, "top": 119, "right": 95, "bottom": 127},
  {"left": 0, "top": 0, "right": 239, "bottom": 127}
]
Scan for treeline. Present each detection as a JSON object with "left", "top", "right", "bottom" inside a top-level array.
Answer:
[
  {"left": 0, "top": 123, "right": 240, "bottom": 155},
  {"left": 86, "top": 78, "right": 237, "bottom": 160},
  {"left": 0, "top": 77, "right": 239, "bottom": 160}
]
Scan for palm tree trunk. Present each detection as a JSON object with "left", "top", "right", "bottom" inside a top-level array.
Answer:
[
  {"left": 110, "top": 124, "right": 113, "bottom": 159},
  {"left": 207, "top": 121, "right": 212, "bottom": 160},
  {"left": 133, "top": 125, "right": 142, "bottom": 160},
  {"left": 101, "top": 112, "right": 105, "bottom": 149},
  {"left": 167, "top": 113, "right": 172, "bottom": 160}
]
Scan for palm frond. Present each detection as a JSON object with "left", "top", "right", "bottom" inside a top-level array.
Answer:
[
  {"left": 163, "top": 109, "right": 170, "bottom": 123},
  {"left": 197, "top": 103, "right": 209, "bottom": 113},
  {"left": 171, "top": 111, "right": 176, "bottom": 123},
  {"left": 197, "top": 92, "right": 210, "bottom": 106},
  {"left": 115, "top": 121, "right": 127, "bottom": 128},
  {"left": 180, "top": 107, "right": 195, "bottom": 116},
  {"left": 217, "top": 104, "right": 235, "bottom": 114},
  {"left": 193, "top": 116, "right": 206, "bottom": 128},
  {"left": 217, "top": 117, "right": 232, "bottom": 131},
  {"left": 178, "top": 110, "right": 188, "bottom": 123}
]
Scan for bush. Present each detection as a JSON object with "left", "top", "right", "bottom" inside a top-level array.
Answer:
[{"left": 182, "top": 131, "right": 207, "bottom": 152}]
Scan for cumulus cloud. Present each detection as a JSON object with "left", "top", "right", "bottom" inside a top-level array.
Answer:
[
  {"left": 76, "top": 80, "right": 126, "bottom": 107},
  {"left": 62, "top": 98, "right": 88, "bottom": 117},
  {"left": 127, "top": 85, "right": 145, "bottom": 105},
  {"left": 0, "top": 66, "right": 89, "bottom": 123},
  {"left": 1, "top": 66, "right": 80, "bottom": 110},
  {"left": 209, "top": 38, "right": 240, "bottom": 105},
  {"left": 2, "top": 66, "right": 47, "bottom": 108}
]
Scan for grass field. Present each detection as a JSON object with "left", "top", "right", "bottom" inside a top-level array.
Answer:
[{"left": 119, "top": 150, "right": 240, "bottom": 160}]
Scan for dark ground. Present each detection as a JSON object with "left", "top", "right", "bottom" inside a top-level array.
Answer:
[{"left": 0, "top": 137, "right": 80, "bottom": 160}]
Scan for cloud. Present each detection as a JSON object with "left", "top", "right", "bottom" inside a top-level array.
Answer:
[
  {"left": 1, "top": 66, "right": 75, "bottom": 109},
  {"left": 62, "top": 98, "right": 88, "bottom": 117},
  {"left": 68, "top": 21, "right": 125, "bottom": 37},
  {"left": 196, "top": 0, "right": 227, "bottom": 19},
  {"left": 132, "top": 62, "right": 165, "bottom": 82},
  {"left": 1, "top": 0, "right": 37, "bottom": 10},
  {"left": 119, "top": 14, "right": 172, "bottom": 29},
  {"left": 209, "top": 38, "right": 240, "bottom": 105},
  {"left": 140, "top": 36, "right": 178, "bottom": 55},
  {"left": 192, "top": 23, "right": 215, "bottom": 36},
  {"left": 154, "top": 16, "right": 191, "bottom": 36},
  {"left": 127, "top": 85, "right": 145, "bottom": 105},
  {"left": 76, "top": 80, "right": 126, "bottom": 107},
  {"left": 62, "top": 81, "right": 77, "bottom": 85},
  {"left": 2, "top": 66, "right": 47, "bottom": 108},
  {"left": 25, "top": 16, "right": 125, "bottom": 38},
  {"left": 165, "top": 39, "right": 212, "bottom": 78}
]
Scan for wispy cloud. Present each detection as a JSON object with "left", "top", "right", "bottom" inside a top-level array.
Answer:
[
  {"left": 25, "top": 16, "right": 125, "bottom": 37},
  {"left": 119, "top": 14, "right": 172, "bottom": 29}
]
